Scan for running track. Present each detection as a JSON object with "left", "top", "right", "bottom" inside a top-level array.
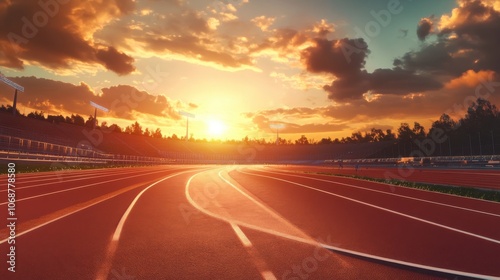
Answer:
[{"left": 0, "top": 165, "right": 499, "bottom": 279}]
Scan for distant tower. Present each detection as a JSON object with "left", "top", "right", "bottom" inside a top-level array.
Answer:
[
  {"left": 180, "top": 111, "right": 195, "bottom": 141},
  {"left": 270, "top": 123, "right": 285, "bottom": 145}
]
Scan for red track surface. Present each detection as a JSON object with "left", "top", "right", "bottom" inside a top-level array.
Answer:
[
  {"left": 0, "top": 165, "right": 499, "bottom": 279},
  {"left": 275, "top": 165, "right": 500, "bottom": 190}
]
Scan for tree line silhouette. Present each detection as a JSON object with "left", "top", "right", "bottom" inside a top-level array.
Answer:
[{"left": 1, "top": 97, "right": 498, "bottom": 155}]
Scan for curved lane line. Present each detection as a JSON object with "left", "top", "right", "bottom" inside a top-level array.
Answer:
[
  {"left": 249, "top": 167, "right": 500, "bottom": 217},
  {"left": 238, "top": 169, "right": 500, "bottom": 245},
  {"left": 187, "top": 169, "right": 500, "bottom": 280},
  {"left": 95, "top": 168, "right": 208, "bottom": 280}
]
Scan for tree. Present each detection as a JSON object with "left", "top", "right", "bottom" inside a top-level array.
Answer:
[
  {"left": 350, "top": 131, "right": 364, "bottom": 143},
  {"left": 412, "top": 122, "right": 426, "bottom": 140},
  {"left": 47, "top": 114, "right": 65, "bottom": 124},
  {"left": 27, "top": 111, "right": 45, "bottom": 120},
  {"left": 397, "top": 123, "right": 413, "bottom": 142},
  {"left": 71, "top": 114, "right": 85, "bottom": 126},
  {"left": 370, "top": 128, "right": 386, "bottom": 142},
  {"left": 462, "top": 98, "right": 499, "bottom": 133},
  {"left": 295, "top": 135, "right": 309, "bottom": 145},
  {"left": 85, "top": 115, "right": 96, "bottom": 128},
  {"left": 276, "top": 137, "right": 288, "bottom": 145},
  {"left": 384, "top": 129, "right": 396, "bottom": 141},
  {"left": 109, "top": 124, "right": 122, "bottom": 133},
  {"left": 153, "top": 128, "right": 162, "bottom": 138},
  {"left": 126, "top": 121, "right": 143, "bottom": 135},
  {"left": 318, "top": 137, "right": 333, "bottom": 145},
  {"left": 429, "top": 114, "right": 456, "bottom": 136},
  {"left": 0, "top": 105, "right": 21, "bottom": 115}
]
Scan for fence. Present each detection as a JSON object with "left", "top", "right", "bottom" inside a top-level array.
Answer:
[{"left": 0, "top": 134, "right": 171, "bottom": 165}]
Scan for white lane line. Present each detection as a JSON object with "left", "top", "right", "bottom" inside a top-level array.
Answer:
[
  {"left": 218, "top": 170, "right": 305, "bottom": 227},
  {"left": 187, "top": 169, "right": 500, "bottom": 280},
  {"left": 261, "top": 271, "right": 278, "bottom": 280},
  {"left": 0, "top": 167, "right": 174, "bottom": 192},
  {"left": 96, "top": 168, "right": 204, "bottom": 280},
  {"left": 0, "top": 169, "right": 172, "bottom": 205},
  {"left": 238, "top": 170, "right": 500, "bottom": 245},
  {"left": 319, "top": 243, "right": 500, "bottom": 280},
  {"left": 1, "top": 169, "right": 142, "bottom": 188},
  {"left": 0, "top": 192, "right": 124, "bottom": 245},
  {"left": 249, "top": 168, "right": 500, "bottom": 218},
  {"left": 231, "top": 223, "right": 252, "bottom": 247},
  {"left": 188, "top": 169, "right": 278, "bottom": 280}
]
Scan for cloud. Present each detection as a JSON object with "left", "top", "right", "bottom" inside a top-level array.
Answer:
[
  {"left": 301, "top": 38, "right": 369, "bottom": 78},
  {"left": 417, "top": 17, "right": 433, "bottom": 41},
  {"left": 251, "top": 15, "right": 275, "bottom": 31},
  {"left": 249, "top": 112, "right": 348, "bottom": 134},
  {"left": 0, "top": 0, "right": 136, "bottom": 75},
  {"left": 301, "top": 38, "right": 441, "bottom": 101},
  {"left": 368, "top": 68, "right": 442, "bottom": 94},
  {"left": 0, "top": 76, "right": 184, "bottom": 120},
  {"left": 99, "top": 85, "right": 180, "bottom": 120},
  {"left": 445, "top": 69, "right": 496, "bottom": 89},
  {"left": 96, "top": 46, "right": 135, "bottom": 76},
  {"left": 401, "top": 0, "right": 500, "bottom": 76},
  {"left": 302, "top": 0, "right": 500, "bottom": 102}
]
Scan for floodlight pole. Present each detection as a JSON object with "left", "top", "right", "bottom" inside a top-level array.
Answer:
[
  {"left": 89, "top": 101, "right": 109, "bottom": 129},
  {"left": 94, "top": 108, "right": 98, "bottom": 128},
  {"left": 186, "top": 116, "right": 189, "bottom": 141},
  {"left": 0, "top": 74, "right": 24, "bottom": 116},
  {"left": 179, "top": 111, "right": 195, "bottom": 142},
  {"left": 12, "top": 89, "right": 18, "bottom": 116}
]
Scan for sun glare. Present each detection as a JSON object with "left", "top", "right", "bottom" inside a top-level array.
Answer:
[{"left": 206, "top": 119, "right": 227, "bottom": 137}]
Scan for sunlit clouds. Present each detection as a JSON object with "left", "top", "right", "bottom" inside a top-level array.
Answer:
[{"left": 1, "top": 0, "right": 500, "bottom": 141}]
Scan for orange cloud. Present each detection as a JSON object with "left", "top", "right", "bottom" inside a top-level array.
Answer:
[
  {"left": 0, "top": 0, "right": 136, "bottom": 75},
  {"left": 445, "top": 70, "right": 496, "bottom": 89}
]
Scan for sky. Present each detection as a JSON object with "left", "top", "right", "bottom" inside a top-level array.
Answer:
[{"left": 1, "top": 0, "right": 499, "bottom": 141}]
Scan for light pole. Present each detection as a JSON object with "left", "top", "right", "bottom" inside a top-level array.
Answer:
[
  {"left": 270, "top": 123, "right": 285, "bottom": 145},
  {"left": 180, "top": 111, "right": 195, "bottom": 141},
  {"left": 0, "top": 73, "right": 24, "bottom": 116},
  {"left": 90, "top": 101, "right": 109, "bottom": 128}
]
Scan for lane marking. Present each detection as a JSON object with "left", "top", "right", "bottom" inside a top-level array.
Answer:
[
  {"left": 231, "top": 223, "right": 252, "bottom": 247},
  {"left": 218, "top": 170, "right": 310, "bottom": 229},
  {"left": 0, "top": 169, "right": 146, "bottom": 190},
  {"left": 238, "top": 169, "right": 500, "bottom": 245},
  {"left": 187, "top": 169, "right": 500, "bottom": 280},
  {"left": 188, "top": 169, "right": 279, "bottom": 280},
  {"left": 95, "top": 168, "right": 206, "bottom": 280},
  {"left": 0, "top": 166, "right": 178, "bottom": 192},
  {"left": 0, "top": 169, "right": 173, "bottom": 205},
  {"left": 0, "top": 178, "right": 160, "bottom": 244},
  {"left": 249, "top": 168, "right": 500, "bottom": 218}
]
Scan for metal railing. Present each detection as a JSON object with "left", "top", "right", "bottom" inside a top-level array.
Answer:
[{"left": 0, "top": 134, "right": 171, "bottom": 165}]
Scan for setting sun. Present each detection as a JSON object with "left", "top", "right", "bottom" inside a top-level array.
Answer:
[{"left": 206, "top": 119, "right": 227, "bottom": 137}]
